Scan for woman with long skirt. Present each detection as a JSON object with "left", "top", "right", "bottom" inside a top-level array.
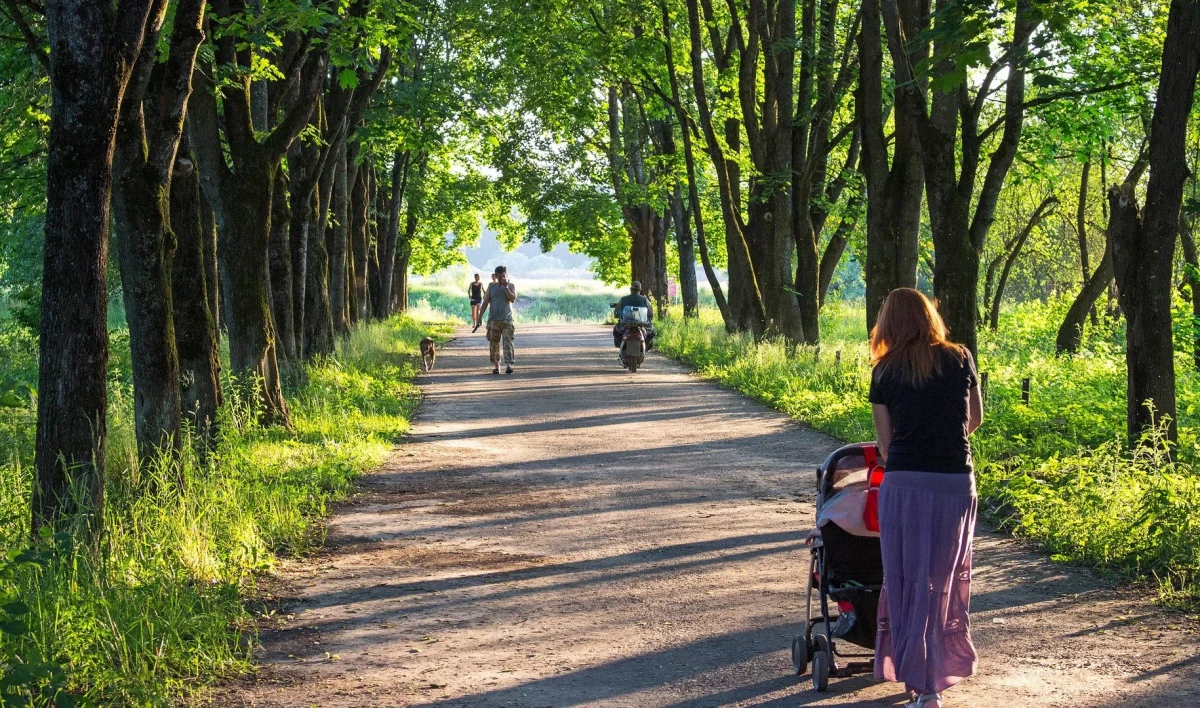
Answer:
[{"left": 868, "top": 288, "right": 984, "bottom": 708}]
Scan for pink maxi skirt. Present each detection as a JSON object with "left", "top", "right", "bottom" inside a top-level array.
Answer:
[{"left": 874, "top": 470, "right": 978, "bottom": 694}]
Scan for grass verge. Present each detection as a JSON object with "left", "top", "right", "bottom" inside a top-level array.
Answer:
[
  {"left": 0, "top": 315, "right": 449, "bottom": 705},
  {"left": 656, "top": 299, "right": 1200, "bottom": 606}
]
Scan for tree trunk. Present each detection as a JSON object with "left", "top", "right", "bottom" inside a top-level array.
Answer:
[
  {"left": 1107, "top": 0, "right": 1200, "bottom": 443},
  {"left": 269, "top": 170, "right": 297, "bottom": 359},
  {"left": 351, "top": 161, "right": 370, "bottom": 323},
  {"left": 653, "top": 207, "right": 670, "bottom": 315},
  {"left": 988, "top": 195, "right": 1058, "bottom": 329},
  {"left": 224, "top": 164, "right": 291, "bottom": 423},
  {"left": 36, "top": 0, "right": 158, "bottom": 533},
  {"left": 818, "top": 200, "right": 860, "bottom": 306},
  {"left": 110, "top": 0, "right": 206, "bottom": 470},
  {"left": 670, "top": 181, "right": 699, "bottom": 317},
  {"left": 330, "top": 146, "right": 350, "bottom": 336},
  {"left": 861, "top": 0, "right": 923, "bottom": 330},
  {"left": 883, "top": 0, "right": 1037, "bottom": 356},
  {"left": 662, "top": 0, "right": 728, "bottom": 326},
  {"left": 201, "top": 197, "right": 220, "bottom": 335},
  {"left": 378, "top": 150, "right": 409, "bottom": 319},
  {"left": 394, "top": 246, "right": 411, "bottom": 313},
  {"left": 1056, "top": 249, "right": 1114, "bottom": 354},
  {"left": 685, "top": 0, "right": 763, "bottom": 333},
  {"left": 113, "top": 147, "right": 183, "bottom": 469},
  {"left": 1180, "top": 218, "right": 1200, "bottom": 371},
  {"left": 170, "top": 138, "right": 222, "bottom": 452},
  {"left": 1057, "top": 155, "right": 1148, "bottom": 354},
  {"left": 304, "top": 137, "right": 339, "bottom": 358}
]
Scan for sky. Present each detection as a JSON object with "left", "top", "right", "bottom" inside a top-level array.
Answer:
[{"left": 458, "top": 228, "right": 596, "bottom": 281}]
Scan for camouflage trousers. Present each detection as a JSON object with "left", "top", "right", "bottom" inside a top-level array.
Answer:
[{"left": 486, "top": 320, "right": 515, "bottom": 366}]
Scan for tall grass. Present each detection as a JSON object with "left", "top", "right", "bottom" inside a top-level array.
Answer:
[
  {"left": 0, "top": 315, "right": 448, "bottom": 704},
  {"left": 408, "top": 279, "right": 626, "bottom": 324},
  {"left": 657, "top": 298, "right": 1200, "bottom": 605}
]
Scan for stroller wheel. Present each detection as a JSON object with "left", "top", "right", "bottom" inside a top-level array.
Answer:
[
  {"left": 811, "top": 634, "right": 831, "bottom": 692},
  {"left": 791, "top": 634, "right": 809, "bottom": 675}
]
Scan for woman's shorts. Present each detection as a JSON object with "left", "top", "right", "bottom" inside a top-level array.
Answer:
[{"left": 469, "top": 298, "right": 482, "bottom": 306}]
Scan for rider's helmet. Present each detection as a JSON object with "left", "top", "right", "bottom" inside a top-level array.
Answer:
[{"left": 631, "top": 280, "right": 642, "bottom": 292}]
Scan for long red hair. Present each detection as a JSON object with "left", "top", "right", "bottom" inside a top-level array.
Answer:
[{"left": 870, "top": 288, "right": 965, "bottom": 387}]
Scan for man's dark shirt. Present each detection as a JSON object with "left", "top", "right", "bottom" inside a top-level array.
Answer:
[{"left": 615, "top": 293, "right": 653, "bottom": 322}]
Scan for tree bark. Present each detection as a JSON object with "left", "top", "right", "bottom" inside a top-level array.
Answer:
[
  {"left": 378, "top": 149, "right": 410, "bottom": 319},
  {"left": 330, "top": 145, "right": 350, "bottom": 336},
  {"left": 351, "top": 160, "right": 370, "bottom": 323},
  {"left": 670, "top": 181, "right": 699, "bottom": 317},
  {"left": 1056, "top": 154, "right": 1148, "bottom": 354},
  {"left": 188, "top": 13, "right": 325, "bottom": 422},
  {"left": 1108, "top": 0, "right": 1199, "bottom": 443},
  {"left": 1180, "top": 218, "right": 1200, "bottom": 371},
  {"left": 653, "top": 205, "right": 671, "bottom": 314},
  {"left": 883, "top": 0, "right": 1037, "bottom": 356},
  {"left": 818, "top": 194, "right": 861, "bottom": 306},
  {"left": 36, "top": 0, "right": 158, "bottom": 533},
  {"left": 170, "top": 134, "right": 222, "bottom": 452},
  {"left": 861, "top": 0, "right": 924, "bottom": 330},
  {"left": 662, "top": 0, "right": 728, "bottom": 325},
  {"left": 201, "top": 196, "right": 219, "bottom": 335},
  {"left": 102, "top": 0, "right": 206, "bottom": 469},
  {"left": 269, "top": 169, "right": 297, "bottom": 359},
  {"left": 686, "top": 0, "right": 764, "bottom": 333},
  {"left": 988, "top": 195, "right": 1058, "bottom": 329},
  {"left": 303, "top": 125, "right": 342, "bottom": 358}
]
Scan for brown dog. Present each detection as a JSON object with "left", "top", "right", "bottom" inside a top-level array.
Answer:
[{"left": 420, "top": 337, "right": 436, "bottom": 372}]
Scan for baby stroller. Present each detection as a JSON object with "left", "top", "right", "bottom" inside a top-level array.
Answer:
[{"left": 791, "top": 442, "right": 885, "bottom": 692}]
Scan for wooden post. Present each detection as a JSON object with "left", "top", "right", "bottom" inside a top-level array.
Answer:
[{"left": 1022, "top": 377, "right": 1031, "bottom": 405}]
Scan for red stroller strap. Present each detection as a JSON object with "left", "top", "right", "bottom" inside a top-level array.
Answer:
[{"left": 863, "top": 444, "right": 885, "bottom": 533}]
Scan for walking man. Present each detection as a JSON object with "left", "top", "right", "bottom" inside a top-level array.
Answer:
[{"left": 481, "top": 265, "right": 517, "bottom": 374}]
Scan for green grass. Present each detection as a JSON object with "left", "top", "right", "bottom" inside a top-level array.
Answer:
[
  {"left": 0, "top": 315, "right": 449, "bottom": 705},
  {"left": 657, "top": 298, "right": 1200, "bottom": 605},
  {"left": 408, "top": 280, "right": 625, "bottom": 324}
]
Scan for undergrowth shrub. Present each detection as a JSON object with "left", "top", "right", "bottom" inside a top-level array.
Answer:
[
  {"left": 0, "top": 315, "right": 448, "bottom": 705},
  {"left": 658, "top": 297, "right": 1200, "bottom": 604}
]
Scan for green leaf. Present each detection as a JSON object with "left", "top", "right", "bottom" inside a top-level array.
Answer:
[
  {"left": 337, "top": 68, "right": 359, "bottom": 89},
  {"left": 2, "top": 601, "right": 30, "bottom": 616},
  {"left": 930, "top": 68, "right": 967, "bottom": 93}
]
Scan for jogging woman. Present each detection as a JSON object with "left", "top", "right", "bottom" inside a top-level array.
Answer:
[
  {"left": 468, "top": 273, "right": 484, "bottom": 332},
  {"left": 868, "top": 288, "right": 984, "bottom": 708}
]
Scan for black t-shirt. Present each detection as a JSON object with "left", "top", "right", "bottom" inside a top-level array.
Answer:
[
  {"left": 468, "top": 282, "right": 483, "bottom": 300},
  {"left": 868, "top": 345, "right": 978, "bottom": 474}
]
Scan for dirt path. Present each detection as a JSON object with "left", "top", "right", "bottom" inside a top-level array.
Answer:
[{"left": 228, "top": 324, "right": 1200, "bottom": 707}]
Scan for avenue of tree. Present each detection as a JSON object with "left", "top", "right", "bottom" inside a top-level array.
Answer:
[{"left": 2, "top": 0, "right": 1198, "bottom": 535}]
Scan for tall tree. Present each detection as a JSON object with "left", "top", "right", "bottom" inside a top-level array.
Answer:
[
  {"left": 882, "top": 0, "right": 1040, "bottom": 355},
  {"left": 34, "top": 0, "right": 158, "bottom": 533},
  {"left": 111, "top": 0, "right": 207, "bottom": 467},
  {"left": 188, "top": 0, "right": 326, "bottom": 422},
  {"left": 860, "top": 0, "right": 924, "bottom": 330},
  {"left": 1108, "top": 0, "right": 1200, "bottom": 443}
]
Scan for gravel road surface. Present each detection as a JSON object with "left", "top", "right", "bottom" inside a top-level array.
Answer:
[{"left": 226, "top": 324, "right": 1200, "bottom": 707}]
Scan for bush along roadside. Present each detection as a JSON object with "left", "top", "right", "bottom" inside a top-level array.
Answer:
[
  {"left": 656, "top": 300, "right": 1200, "bottom": 607},
  {"left": 0, "top": 316, "right": 450, "bottom": 705}
]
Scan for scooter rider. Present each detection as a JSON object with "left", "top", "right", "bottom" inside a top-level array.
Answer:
[{"left": 612, "top": 280, "right": 655, "bottom": 349}]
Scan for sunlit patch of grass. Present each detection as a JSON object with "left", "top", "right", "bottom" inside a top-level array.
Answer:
[
  {"left": 658, "top": 298, "right": 1200, "bottom": 605},
  {"left": 0, "top": 315, "right": 447, "bottom": 704}
]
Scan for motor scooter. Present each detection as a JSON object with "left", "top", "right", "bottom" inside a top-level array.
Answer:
[{"left": 611, "top": 305, "right": 650, "bottom": 373}]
